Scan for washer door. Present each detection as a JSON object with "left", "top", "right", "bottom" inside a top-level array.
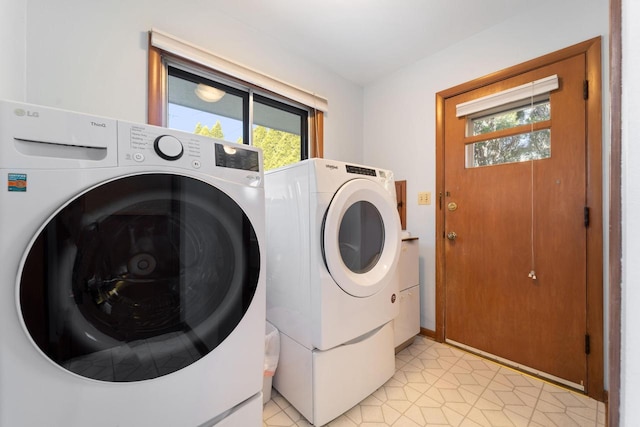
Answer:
[
  {"left": 322, "top": 179, "right": 401, "bottom": 297},
  {"left": 19, "top": 173, "right": 260, "bottom": 382}
]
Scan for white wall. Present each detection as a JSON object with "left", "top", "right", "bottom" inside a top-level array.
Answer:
[
  {"left": 0, "top": 0, "right": 26, "bottom": 100},
  {"left": 621, "top": 0, "right": 640, "bottom": 424},
  {"left": 0, "top": 0, "right": 364, "bottom": 164},
  {"left": 363, "top": 0, "right": 609, "bottom": 341}
]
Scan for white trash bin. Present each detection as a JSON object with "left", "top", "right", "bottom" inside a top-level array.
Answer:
[{"left": 263, "top": 321, "right": 280, "bottom": 404}]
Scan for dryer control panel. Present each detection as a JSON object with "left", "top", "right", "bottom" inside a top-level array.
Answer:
[{"left": 345, "top": 164, "right": 377, "bottom": 177}]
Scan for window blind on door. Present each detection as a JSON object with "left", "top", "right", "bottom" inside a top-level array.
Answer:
[{"left": 455, "top": 75, "right": 558, "bottom": 117}]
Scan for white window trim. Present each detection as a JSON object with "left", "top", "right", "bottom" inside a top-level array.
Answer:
[
  {"left": 456, "top": 75, "right": 558, "bottom": 118},
  {"left": 150, "top": 28, "right": 329, "bottom": 112}
]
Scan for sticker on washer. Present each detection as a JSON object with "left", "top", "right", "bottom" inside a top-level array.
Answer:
[{"left": 8, "top": 173, "right": 27, "bottom": 192}]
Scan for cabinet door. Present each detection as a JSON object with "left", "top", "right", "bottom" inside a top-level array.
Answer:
[
  {"left": 398, "top": 239, "right": 419, "bottom": 292},
  {"left": 394, "top": 285, "right": 420, "bottom": 348}
]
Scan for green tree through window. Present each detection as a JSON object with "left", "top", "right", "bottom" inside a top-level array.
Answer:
[
  {"left": 194, "top": 121, "right": 224, "bottom": 139},
  {"left": 468, "top": 101, "right": 551, "bottom": 168},
  {"left": 251, "top": 126, "right": 301, "bottom": 170}
]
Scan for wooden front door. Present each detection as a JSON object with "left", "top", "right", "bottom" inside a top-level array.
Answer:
[{"left": 441, "top": 51, "right": 595, "bottom": 389}]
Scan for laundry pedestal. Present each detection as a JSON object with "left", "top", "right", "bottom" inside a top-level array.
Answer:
[
  {"left": 393, "top": 236, "right": 420, "bottom": 351},
  {"left": 273, "top": 322, "right": 395, "bottom": 426}
]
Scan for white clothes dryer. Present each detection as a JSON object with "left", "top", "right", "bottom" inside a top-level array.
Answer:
[
  {"left": 265, "top": 158, "right": 401, "bottom": 425},
  {"left": 0, "top": 101, "right": 265, "bottom": 427}
]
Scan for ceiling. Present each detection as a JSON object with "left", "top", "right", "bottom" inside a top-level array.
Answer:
[{"left": 209, "top": 0, "right": 544, "bottom": 86}]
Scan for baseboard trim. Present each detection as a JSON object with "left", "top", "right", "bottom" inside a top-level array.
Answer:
[{"left": 419, "top": 327, "right": 436, "bottom": 339}]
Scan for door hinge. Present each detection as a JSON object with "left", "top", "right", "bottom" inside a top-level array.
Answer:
[
  {"left": 584, "top": 206, "right": 590, "bottom": 227},
  {"left": 585, "top": 334, "right": 591, "bottom": 355},
  {"left": 583, "top": 80, "right": 589, "bottom": 100}
]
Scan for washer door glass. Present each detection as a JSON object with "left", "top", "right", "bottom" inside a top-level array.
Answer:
[{"left": 19, "top": 173, "right": 260, "bottom": 382}]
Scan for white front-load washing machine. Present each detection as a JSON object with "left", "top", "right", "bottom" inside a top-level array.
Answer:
[
  {"left": 0, "top": 100, "right": 265, "bottom": 427},
  {"left": 265, "top": 158, "right": 401, "bottom": 426}
]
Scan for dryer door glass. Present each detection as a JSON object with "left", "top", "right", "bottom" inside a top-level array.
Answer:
[
  {"left": 19, "top": 174, "right": 260, "bottom": 382},
  {"left": 338, "top": 201, "right": 384, "bottom": 274}
]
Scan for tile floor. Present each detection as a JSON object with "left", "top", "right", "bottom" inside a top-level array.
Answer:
[{"left": 262, "top": 336, "right": 606, "bottom": 426}]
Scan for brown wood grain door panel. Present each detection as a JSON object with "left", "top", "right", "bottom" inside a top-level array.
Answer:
[{"left": 443, "top": 54, "right": 588, "bottom": 387}]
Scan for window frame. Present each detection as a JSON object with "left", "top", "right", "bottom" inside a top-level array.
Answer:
[
  {"left": 167, "top": 64, "right": 251, "bottom": 145},
  {"left": 462, "top": 96, "right": 553, "bottom": 169},
  {"left": 147, "top": 41, "right": 324, "bottom": 158},
  {"left": 253, "top": 93, "right": 309, "bottom": 161}
]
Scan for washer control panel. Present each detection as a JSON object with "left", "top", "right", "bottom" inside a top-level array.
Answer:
[
  {"left": 154, "top": 135, "right": 184, "bottom": 161},
  {"left": 117, "top": 122, "right": 262, "bottom": 174}
]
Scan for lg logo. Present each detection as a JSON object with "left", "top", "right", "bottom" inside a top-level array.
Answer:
[{"left": 14, "top": 108, "right": 39, "bottom": 118}]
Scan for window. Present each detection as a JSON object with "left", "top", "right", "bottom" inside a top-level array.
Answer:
[
  {"left": 253, "top": 94, "right": 308, "bottom": 170},
  {"left": 465, "top": 98, "right": 552, "bottom": 168},
  {"left": 455, "top": 75, "right": 557, "bottom": 169},
  {"left": 168, "top": 67, "right": 249, "bottom": 144},
  {"left": 165, "top": 66, "right": 308, "bottom": 170},
  {"left": 468, "top": 98, "right": 550, "bottom": 136},
  {"left": 147, "top": 31, "right": 325, "bottom": 170}
]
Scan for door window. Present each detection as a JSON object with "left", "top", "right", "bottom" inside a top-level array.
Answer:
[
  {"left": 19, "top": 174, "right": 260, "bottom": 382},
  {"left": 465, "top": 97, "right": 552, "bottom": 168}
]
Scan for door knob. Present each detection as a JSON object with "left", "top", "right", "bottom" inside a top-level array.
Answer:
[{"left": 447, "top": 231, "right": 457, "bottom": 241}]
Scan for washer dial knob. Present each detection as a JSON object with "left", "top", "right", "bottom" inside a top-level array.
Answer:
[{"left": 154, "top": 135, "right": 184, "bottom": 160}]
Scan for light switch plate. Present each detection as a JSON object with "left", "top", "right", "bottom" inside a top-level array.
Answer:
[{"left": 418, "top": 192, "right": 431, "bottom": 205}]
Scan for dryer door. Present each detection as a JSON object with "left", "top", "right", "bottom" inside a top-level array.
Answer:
[
  {"left": 322, "top": 178, "right": 401, "bottom": 297},
  {"left": 19, "top": 173, "right": 260, "bottom": 382}
]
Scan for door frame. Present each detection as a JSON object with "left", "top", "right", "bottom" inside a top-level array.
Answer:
[
  {"left": 608, "top": 0, "right": 622, "bottom": 425},
  {"left": 434, "top": 37, "right": 604, "bottom": 400}
]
